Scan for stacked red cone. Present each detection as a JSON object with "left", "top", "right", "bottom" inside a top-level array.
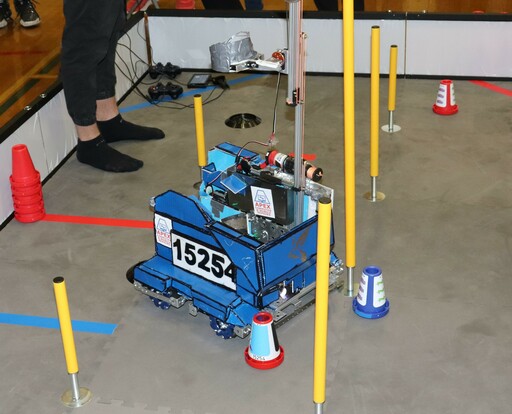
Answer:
[{"left": 10, "top": 144, "right": 46, "bottom": 223}]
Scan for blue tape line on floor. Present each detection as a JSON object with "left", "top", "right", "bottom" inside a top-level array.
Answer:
[
  {"left": 0, "top": 313, "right": 117, "bottom": 335},
  {"left": 120, "top": 73, "right": 268, "bottom": 114}
]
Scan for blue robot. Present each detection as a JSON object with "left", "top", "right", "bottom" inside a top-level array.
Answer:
[{"left": 127, "top": 142, "right": 343, "bottom": 338}]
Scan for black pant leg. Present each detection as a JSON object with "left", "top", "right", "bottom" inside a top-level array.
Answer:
[
  {"left": 202, "top": 0, "right": 244, "bottom": 10},
  {"left": 61, "top": 0, "right": 126, "bottom": 126},
  {"left": 96, "top": 0, "right": 126, "bottom": 101},
  {"left": 314, "top": 0, "right": 364, "bottom": 11},
  {"left": 314, "top": 0, "right": 338, "bottom": 11}
]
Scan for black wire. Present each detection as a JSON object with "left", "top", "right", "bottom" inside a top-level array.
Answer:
[
  {"left": 147, "top": 88, "right": 226, "bottom": 110},
  {"left": 272, "top": 72, "right": 281, "bottom": 135},
  {"left": 234, "top": 140, "right": 269, "bottom": 166},
  {"left": 115, "top": 31, "right": 227, "bottom": 110}
]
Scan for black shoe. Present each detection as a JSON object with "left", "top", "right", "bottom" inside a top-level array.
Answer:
[
  {"left": 0, "top": 0, "right": 13, "bottom": 28},
  {"left": 14, "top": 0, "right": 40, "bottom": 27}
]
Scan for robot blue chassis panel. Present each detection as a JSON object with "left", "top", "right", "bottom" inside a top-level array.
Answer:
[{"left": 130, "top": 142, "right": 343, "bottom": 339}]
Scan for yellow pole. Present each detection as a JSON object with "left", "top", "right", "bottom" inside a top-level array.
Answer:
[
  {"left": 370, "top": 26, "right": 380, "bottom": 178},
  {"left": 53, "top": 277, "right": 78, "bottom": 375},
  {"left": 388, "top": 45, "right": 398, "bottom": 112},
  {"left": 53, "top": 277, "right": 92, "bottom": 407},
  {"left": 382, "top": 45, "right": 401, "bottom": 134},
  {"left": 343, "top": 0, "right": 356, "bottom": 296},
  {"left": 193, "top": 94, "right": 207, "bottom": 168},
  {"left": 313, "top": 197, "right": 332, "bottom": 411}
]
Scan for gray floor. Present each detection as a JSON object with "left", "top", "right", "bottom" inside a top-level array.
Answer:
[{"left": 2, "top": 73, "right": 512, "bottom": 414}]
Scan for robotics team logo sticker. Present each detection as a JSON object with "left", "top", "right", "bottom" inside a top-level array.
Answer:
[
  {"left": 251, "top": 187, "right": 275, "bottom": 219},
  {"left": 154, "top": 214, "right": 173, "bottom": 248}
]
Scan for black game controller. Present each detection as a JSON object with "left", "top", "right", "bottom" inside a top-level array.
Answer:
[
  {"left": 148, "top": 82, "right": 184, "bottom": 100},
  {"left": 211, "top": 75, "right": 230, "bottom": 90},
  {"left": 148, "top": 62, "right": 182, "bottom": 79}
]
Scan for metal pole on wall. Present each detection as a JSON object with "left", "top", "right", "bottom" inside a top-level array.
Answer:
[
  {"left": 313, "top": 197, "right": 332, "bottom": 414},
  {"left": 53, "top": 277, "right": 91, "bottom": 408},
  {"left": 343, "top": 0, "right": 356, "bottom": 297},
  {"left": 193, "top": 94, "right": 207, "bottom": 189},
  {"left": 365, "top": 26, "right": 385, "bottom": 202},
  {"left": 382, "top": 45, "right": 401, "bottom": 133}
]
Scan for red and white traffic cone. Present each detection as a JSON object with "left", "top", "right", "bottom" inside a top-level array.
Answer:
[
  {"left": 245, "top": 312, "right": 284, "bottom": 370},
  {"left": 433, "top": 79, "right": 458, "bottom": 115}
]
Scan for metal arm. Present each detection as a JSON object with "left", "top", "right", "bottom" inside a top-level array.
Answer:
[
  {"left": 286, "top": 0, "right": 306, "bottom": 225},
  {"left": 229, "top": 0, "right": 307, "bottom": 226}
]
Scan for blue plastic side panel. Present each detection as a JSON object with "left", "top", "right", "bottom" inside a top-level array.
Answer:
[
  {"left": 172, "top": 221, "right": 221, "bottom": 249},
  {"left": 210, "top": 222, "right": 262, "bottom": 300},
  {"left": 134, "top": 257, "right": 172, "bottom": 292},
  {"left": 226, "top": 301, "right": 259, "bottom": 326},
  {"left": 208, "top": 148, "right": 236, "bottom": 173},
  {"left": 260, "top": 213, "right": 336, "bottom": 289},
  {"left": 260, "top": 216, "right": 318, "bottom": 287},
  {"left": 153, "top": 190, "right": 223, "bottom": 259},
  {"left": 155, "top": 190, "right": 213, "bottom": 226},
  {"left": 135, "top": 256, "right": 244, "bottom": 320},
  {"left": 215, "top": 142, "right": 259, "bottom": 160}
]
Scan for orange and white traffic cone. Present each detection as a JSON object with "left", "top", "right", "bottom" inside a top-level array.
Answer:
[{"left": 433, "top": 79, "right": 458, "bottom": 115}]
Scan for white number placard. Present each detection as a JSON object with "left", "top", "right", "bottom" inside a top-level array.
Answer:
[{"left": 171, "top": 233, "right": 236, "bottom": 290}]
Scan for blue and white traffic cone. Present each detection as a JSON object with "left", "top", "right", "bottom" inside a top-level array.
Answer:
[
  {"left": 353, "top": 266, "right": 390, "bottom": 319},
  {"left": 245, "top": 312, "right": 284, "bottom": 369}
]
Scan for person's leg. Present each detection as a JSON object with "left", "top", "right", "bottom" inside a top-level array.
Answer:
[
  {"left": 93, "top": 0, "right": 165, "bottom": 143},
  {"left": 245, "top": 0, "right": 263, "bottom": 10},
  {"left": 201, "top": 0, "right": 243, "bottom": 10},
  {"left": 61, "top": 0, "right": 143, "bottom": 172},
  {"left": 315, "top": 0, "right": 364, "bottom": 11},
  {"left": 0, "top": 0, "right": 13, "bottom": 28},
  {"left": 61, "top": 0, "right": 127, "bottom": 127},
  {"left": 314, "top": 0, "right": 338, "bottom": 11},
  {"left": 13, "top": 0, "right": 40, "bottom": 27}
]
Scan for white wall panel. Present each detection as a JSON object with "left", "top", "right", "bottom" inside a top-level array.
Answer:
[
  {"left": 150, "top": 17, "right": 288, "bottom": 70},
  {"left": 116, "top": 20, "right": 150, "bottom": 100},
  {"left": 406, "top": 20, "right": 512, "bottom": 77},
  {"left": 149, "top": 15, "right": 509, "bottom": 77},
  {"left": 39, "top": 91, "right": 77, "bottom": 172},
  {"left": 302, "top": 18, "right": 406, "bottom": 73},
  {"left": 147, "top": 16, "right": 414, "bottom": 75}
]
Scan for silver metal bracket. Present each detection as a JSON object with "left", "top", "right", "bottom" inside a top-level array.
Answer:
[
  {"left": 267, "top": 261, "right": 344, "bottom": 327},
  {"left": 133, "top": 281, "right": 186, "bottom": 308},
  {"left": 234, "top": 325, "right": 251, "bottom": 339}
]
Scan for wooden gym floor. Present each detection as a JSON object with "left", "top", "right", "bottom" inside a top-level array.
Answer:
[{"left": 0, "top": 0, "right": 509, "bottom": 131}]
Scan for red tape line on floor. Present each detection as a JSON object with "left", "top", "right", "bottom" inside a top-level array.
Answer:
[
  {"left": 470, "top": 80, "right": 512, "bottom": 97},
  {"left": 42, "top": 214, "right": 153, "bottom": 229}
]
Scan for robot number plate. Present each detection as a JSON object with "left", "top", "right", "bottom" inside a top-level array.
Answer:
[{"left": 171, "top": 233, "right": 236, "bottom": 291}]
